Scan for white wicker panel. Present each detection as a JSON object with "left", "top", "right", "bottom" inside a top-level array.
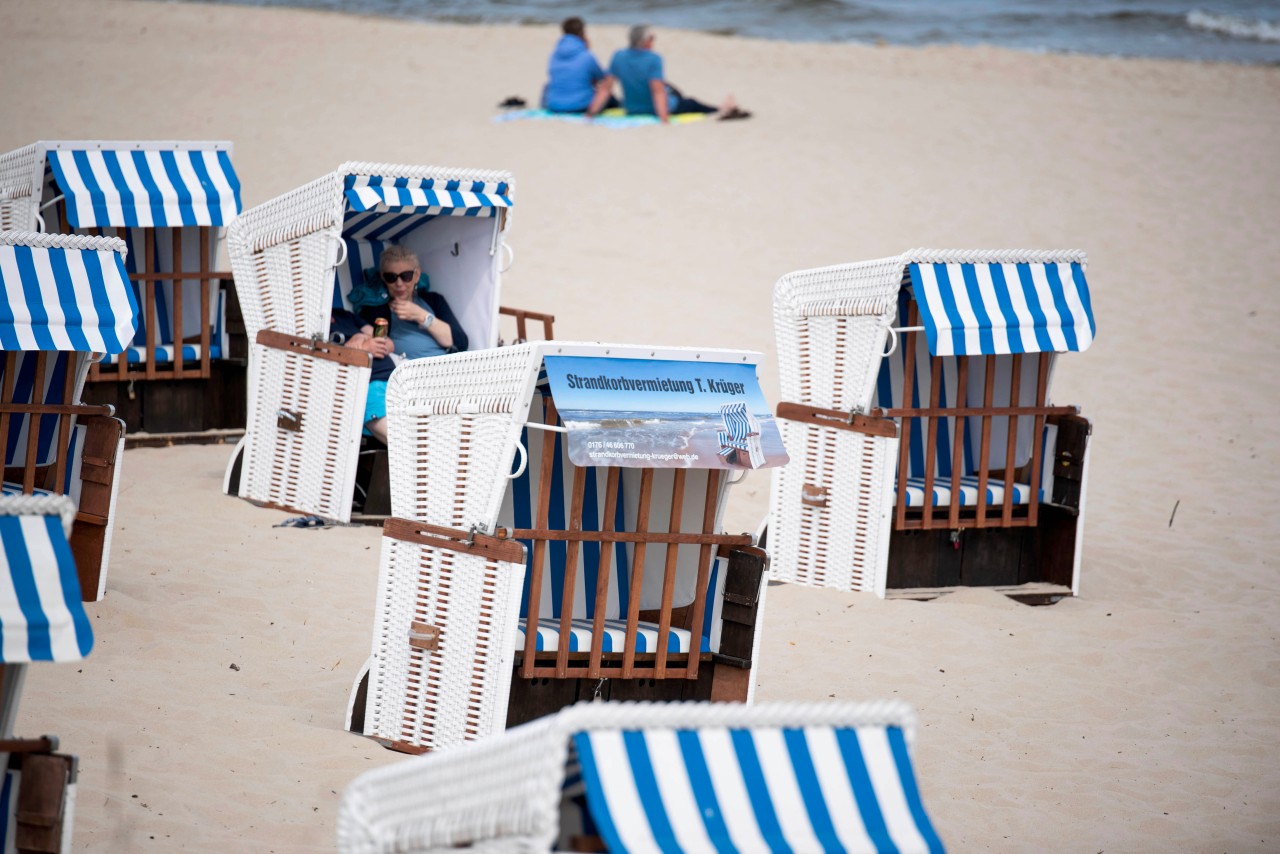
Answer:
[
  {"left": 225, "top": 171, "right": 343, "bottom": 341},
  {"left": 770, "top": 258, "right": 902, "bottom": 594},
  {"left": 0, "top": 144, "right": 40, "bottom": 232},
  {"left": 385, "top": 344, "right": 541, "bottom": 528},
  {"left": 769, "top": 419, "right": 896, "bottom": 594},
  {"left": 239, "top": 341, "right": 369, "bottom": 522},
  {"left": 363, "top": 534, "right": 526, "bottom": 753},
  {"left": 774, "top": 257, "right": 903, "bottom": 413}
]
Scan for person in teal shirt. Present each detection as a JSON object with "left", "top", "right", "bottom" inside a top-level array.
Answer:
[{"left": 608, "top": 25, "right": 747, "bottom": 123}]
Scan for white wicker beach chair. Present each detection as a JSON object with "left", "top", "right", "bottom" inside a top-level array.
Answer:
[
  {"left": 338, "top": 699, "right": 944, "bottom": 853},
  {"left": 769, "top": 249, "right": 1096, "bottom": 601},
  {"left": 0, "top": 141, "right": 244, "bottom": 433},
  {"left": 0, "top": 231, "right": 139, "bottom": 601},
  {"left": 348, "top": 342, "right": 789, "bottom": 753},
  {"left": 222, "top": 161, "right": 546, "bottom": 523},
  {"left": 0, "top": 493, "right": 91, "bottom": 853}
]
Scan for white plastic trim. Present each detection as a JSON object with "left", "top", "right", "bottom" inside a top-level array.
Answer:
[{"left": 500, "top": 241, "right": 514, "bottom": 273}]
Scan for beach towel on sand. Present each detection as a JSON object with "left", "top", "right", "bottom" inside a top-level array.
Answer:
[{"left": 494, "top": 107, "right": 709, "bottom": 128}]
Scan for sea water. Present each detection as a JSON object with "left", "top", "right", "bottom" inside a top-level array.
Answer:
[{"left": 183, "top": 0, "right": 1280, "bottom": 64}]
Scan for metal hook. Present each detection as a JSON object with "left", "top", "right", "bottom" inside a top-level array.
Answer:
[{"left": 451, "top": 242, "right": 460, "bottom": 257}]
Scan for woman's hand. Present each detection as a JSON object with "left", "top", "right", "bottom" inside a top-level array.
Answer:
[
  {"left": 390, "top": 298, "right": 428, "bottom": 325},
  {"left": 349, "top": 332, "right": 395, "bottom": 358}
]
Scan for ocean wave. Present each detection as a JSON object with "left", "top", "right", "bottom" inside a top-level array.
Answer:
[{"left": 1187, "top": 10, "right": 1280, "bottom": 43}]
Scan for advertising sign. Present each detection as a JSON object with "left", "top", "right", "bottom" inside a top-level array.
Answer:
[{"left": 543, "top": 355, "right": 789, "bottom": 470}]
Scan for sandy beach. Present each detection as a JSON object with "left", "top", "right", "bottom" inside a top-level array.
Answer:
[{"left": 2, "top": 0, "right": 1279, "bottom": 849}]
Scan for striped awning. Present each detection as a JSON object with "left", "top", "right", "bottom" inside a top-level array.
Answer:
[
  {"left": 0, "top": 510, "right": 93, "bottom": 663},
  {"left": 0, "top": 236, "right": 140, "bottom": 353},
  {"left": 46, "top": 147, "right": 242, "bottom": 228},
  {"left": 573, "top": 725, "right": 944, "bottom": 853},
  {"left": 343, "top": 175, "right": 512, "bottom": 216},
  {"left": 908, "top": 261, "right": 1096, "bottom": 356}
]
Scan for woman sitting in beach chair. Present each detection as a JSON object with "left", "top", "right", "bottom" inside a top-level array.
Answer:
[{"left": 330, "top": 245, "right": 467, "bottom": 443}]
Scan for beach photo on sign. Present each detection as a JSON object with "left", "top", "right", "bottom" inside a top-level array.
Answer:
[{"left": 543, "top": 355, "right": 788, "bottom": 470}]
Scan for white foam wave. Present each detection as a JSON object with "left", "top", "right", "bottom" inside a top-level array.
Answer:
[{"left": 1187, "top": 10, "right": 1280, "bottom": 43}]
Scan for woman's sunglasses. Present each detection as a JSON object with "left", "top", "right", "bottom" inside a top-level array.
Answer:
[{"left": 381, "top": 270, "right": 416, "bottom": 285}]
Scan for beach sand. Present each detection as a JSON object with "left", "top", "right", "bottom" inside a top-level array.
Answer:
[{"left": 3, "top": 0, "right": 1279, "bottom": 849}]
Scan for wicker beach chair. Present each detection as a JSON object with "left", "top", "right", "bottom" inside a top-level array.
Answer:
[
  {"left": 347, "top": 342, "right": 788, "bottom": 753},
  {"left": 769, "top": 249, "right": 1096, "bottom": 601},
  {"left": 0, "top": 231, "right": 139, "bottom": 601},
  {"left": 718, "top": 401, "right": 765, "bottom": 469},
  {"left": 0, "top": 493, "right": 93, "bottom": 853},
  {"left": 222, "top": 161, "right": 550, "bottom": 523},
  {"left": 338, "top": 699, "right": 944, "bottom": 853},
  {"left": 0, "top": 141, "right": 245, "bottom": 434}
]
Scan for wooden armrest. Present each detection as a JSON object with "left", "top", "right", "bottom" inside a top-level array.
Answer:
[
  {"left": 382, "top": 518, "right": 527, "bottom": 564},
  {"left": 255, "top": 330, "right": 372, "bottom": 369},
  {"left": 776, "top": 402, "right": 898, "bottom": 439}
]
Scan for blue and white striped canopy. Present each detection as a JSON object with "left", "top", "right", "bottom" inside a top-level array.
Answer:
[
  {"left": 574, "top": 725, "right": 944, "bottom": 853},
  {"left": 343, "top": 175, "right": 512, "bottom": 216},
  {"left": 47, "top": 147, "right": 242, "bottom": 229},
  {"left": 0, "top": 238, "right": 140, "bottom": 353},
  {"left": 908, "top": 261, "right": 1096, "bottom": 356},
  {"left": 0, "top": 513, "right": 93, "bottom": 663}
]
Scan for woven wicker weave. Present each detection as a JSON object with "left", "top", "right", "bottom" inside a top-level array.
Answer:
[
  {"left": 770, "top": 259, "right": 902, "bottom": 594},
  {"left": 358, "top": 342, "right": 775, "bottom": 753},
  {"left": 226, "top": 161, "right": 517, "bottom": 522},
  {"left": 770, "top": 249, "right": 1092, "bottom": 597}
]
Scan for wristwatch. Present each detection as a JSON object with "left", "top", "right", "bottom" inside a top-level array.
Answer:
[{"left": 419, "top": 311, "right": 436, "bottom": 330}]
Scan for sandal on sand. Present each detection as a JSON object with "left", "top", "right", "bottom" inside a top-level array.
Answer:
[
  {"left": 498, "top": 96, "right": 527, "bottom": 109},
  {"left": 718, "top": 107, "right": 753, "bottom": 121}
]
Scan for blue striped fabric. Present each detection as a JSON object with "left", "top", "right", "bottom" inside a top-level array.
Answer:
[
  {"left": 897, "top": 475, "right": 1043, "bottom": 508},
  {"left": 46, "top": 147, "right": 242, "bottom": 228},
  {"left": 574, "top": 724, "right": 944, "bottom": 854},
  {"left": 720, "top": 402, "right": 758, "bottom": 440},
  {"left": 908, "top": 261, "right": 1095, "bottom": 357},
  {"left": 514, "top": 617, "right": 708, "bottom": 654},
  {"left": 343, "top": 174, "right": 511, "bottom": 216},
  {"left": 0, "top": 513, "right": 93, "bottom": 663},
  {"left": 0, "top": 241, "right": 139, "bottom": 354}
]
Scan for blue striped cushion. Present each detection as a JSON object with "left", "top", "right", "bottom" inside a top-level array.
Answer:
[
  {"left": 105, "top": 342, "right": 223, "bottom": 365},
  {"left": 0, "top": 483, "right": 61, "bottom": 498},
  {"left": 896, "top": 475, "right": 1042, "bottom": 508},
  {"left": 516, "top": 617, "right": 707, "bottom": 655}
]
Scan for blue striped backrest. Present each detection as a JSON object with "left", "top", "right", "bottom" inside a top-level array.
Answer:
[
  {"left": 0, "top": 351, "right": 73, "bottom": 468},
  {"left": 500, "top": 392, "right": 630, "bottom": 622},
  {"left": 572, "top": 723, "right": 945, "bottom": 853}
]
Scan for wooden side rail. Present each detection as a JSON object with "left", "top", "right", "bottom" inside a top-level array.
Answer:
[
  {"left": 0, "top": 352, "right": 111, "bottom": 498},
  {"left": 499, "top": 306, "right": 555, "bottom": 344},
  {"left": 877, "top": 304, "right": 1084, "bottom": 532},
  {"left": 502, "top": 396, "right": 755, "bottom": 683},
  {"left": 59, "top": 206, "right": 226, "bottom": 383}
]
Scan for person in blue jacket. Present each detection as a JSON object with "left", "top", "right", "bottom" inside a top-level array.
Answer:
[
  {"left": 609, "top": 25, "right": 747, "bottom": 123},
  {"left": 542, "top": 17, "right": 618, "bottom": 117}
]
